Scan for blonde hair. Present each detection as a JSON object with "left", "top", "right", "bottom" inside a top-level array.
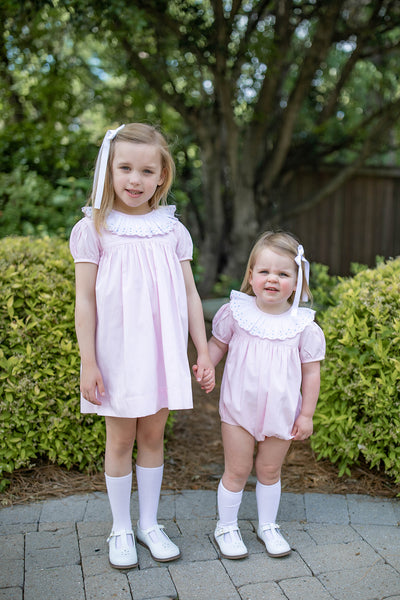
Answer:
[
  {"left": 89, "top": 123, "right": 175, "bottom": 231},
  {"left": 240, "top": 231, "right": 312, "bottom": 304}
]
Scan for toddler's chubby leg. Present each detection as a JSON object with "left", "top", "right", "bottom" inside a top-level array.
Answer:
[
  {"left": 214, "top": 423, "right": 255, "bottom": 559},
  {"left": 221, "top": 422, "right": 255, "bottom": 492},
  {"left": 255, "top": 437, "right": 292, "bottom": 557}
]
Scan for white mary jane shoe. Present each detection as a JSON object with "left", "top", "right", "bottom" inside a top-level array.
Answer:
[
  {"left": 257, "top": 523, "right": 291, "bottom": 557},
  {"left": 107, "top": 529, "right": 138, "bottom": 569},
  {"left": 136, "top": 521, "right": 181, "bottom": 562},
  {"left": 214, "top": 522, "right": 248, "bottom": 559}
]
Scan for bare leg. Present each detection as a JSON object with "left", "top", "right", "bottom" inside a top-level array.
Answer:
[
  {"left": 255, "top": 436, "right": 291, "bottom": 485},
  {"left": 105, "top": 416, "right": 137, "bottom": 476},
  {"left": 221, "top": 422, "right": 255, "bottom": 492},
  {"left": 136, "top": 408, "right": 169, "bottom": 467}
]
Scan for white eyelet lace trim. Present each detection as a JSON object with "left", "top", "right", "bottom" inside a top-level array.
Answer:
[
  {"left": 82, "top": 205, "right": 178, "bottom": 237},
  {"left": 230, "top": 290, "right": 315, "bottom": 340}
]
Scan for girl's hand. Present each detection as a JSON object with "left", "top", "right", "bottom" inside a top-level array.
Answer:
[
  {"left": 192, "top": 363, "right": 215, "bottom": 393},
  {"left": 291, "top": 414, "right": 313, "bottom": 441},
  {"left": 80, "top": 363, "right": 105, "bottom": 406}
]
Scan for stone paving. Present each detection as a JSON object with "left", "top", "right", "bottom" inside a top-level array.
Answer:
[{"left": 1, "top": 490, "right": 400, "bottom": 600}]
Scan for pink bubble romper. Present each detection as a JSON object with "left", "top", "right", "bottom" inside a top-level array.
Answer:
[
  {"left": 212, "top": 290, "right": 326, "bottom": 441},
  {"left": 69, "top": 206, "right": 194, "bottom": 418}
]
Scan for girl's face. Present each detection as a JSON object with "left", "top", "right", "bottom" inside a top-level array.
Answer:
[
  {"left": 249, "top": 247, "right": 297, "bottom": 314},
  {"left": 111, "top": 141, "right": 165, "bottom": 215}
]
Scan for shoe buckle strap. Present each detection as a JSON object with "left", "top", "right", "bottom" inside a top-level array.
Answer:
[
  {"left": 141, "top": 523, "right": 165, "bottom": 535},
  {"left": 215, "top": 524, "right": 240, "bottom": 537},
  {"left": 260, "top": 523, "right": 280, "bottom": 534},
  {"left": 107, "top": 529, "right": 134, "bottom": 544}
]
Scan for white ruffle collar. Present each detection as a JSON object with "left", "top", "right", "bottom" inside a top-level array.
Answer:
[
  {"left": 230, "top": 290, "right": 315, "bottom": 340},
  {"left": 82, "top": 205, "right": 178, "bottom": 237}
]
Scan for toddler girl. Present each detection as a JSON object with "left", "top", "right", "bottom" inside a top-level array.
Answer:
[
  {"left": 70, "top": 123, "right": 214, "bottom": 569},
  {"left": 200, "top": 231, "right": 325, "bottom": 559}
]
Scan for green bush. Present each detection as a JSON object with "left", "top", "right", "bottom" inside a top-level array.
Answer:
[
  {"left": 0, "top": 236, "right": 105, "bottom": 490},
  {"left": 309, "top": 262, "right": 339, "bottom": 312},
  {"left": 0, "top": 236, "right": 173, "bottom": 491},
  {"left": 311, "top": 257, "right": 400, "bottom": 483},
  {"left": 0, "top": 167, "right": 89, "bottom": 239}
]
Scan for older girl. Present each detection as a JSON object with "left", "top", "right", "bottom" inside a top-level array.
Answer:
[{"left": 70, "top": 123, "right": 214, "bottom": 569}]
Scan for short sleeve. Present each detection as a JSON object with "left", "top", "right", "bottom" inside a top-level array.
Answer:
[
  {"left": 299, "top": 321, "right": 326, "bottom": 363},
  {"left": 173, "top": 221, "right": 193, "bottom": 261},
  {"left": 212, "top": 302, "right": 234, "bottom": 345},
  {"left": 69, "top": 217, "right": 102, "bottom": 264}
]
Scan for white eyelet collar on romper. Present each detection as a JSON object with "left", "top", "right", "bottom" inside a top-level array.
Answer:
[
  {"left": 82, "top": 205, "right": 178, "bottom": 237},
  {"left": 230, "top": 290, "right": 315, "bottom": 340}
]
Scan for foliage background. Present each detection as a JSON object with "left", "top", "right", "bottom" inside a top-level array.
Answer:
[
  {"left": 312, "top": 258, "right": 400, "bottom": 485},
  {"left": 2, "top": 1, "right": 400, "bottom": 291},
  {"left": 1, "top": 236, "right": 399, "bottom": 489},
  {"left": 1, "top": 1, "right": 400, "bottom": 488}
]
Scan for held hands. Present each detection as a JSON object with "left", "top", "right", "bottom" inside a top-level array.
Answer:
[
  {"left": 291, "top": 414, "right": 313, "bottom": 441},
  {"left": 80, "top": 363, "right": 105, "bottom": 406},
  {"left": 192, "top": 355, "right": 215, "bottom": 394}
]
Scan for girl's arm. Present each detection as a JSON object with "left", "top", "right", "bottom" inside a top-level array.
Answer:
[
  {"left": 208, "top": 335, "right": 228, "bottom": 366},
  {"left": 180, "top": 260, "right": 215, "bottom": 393},
  {"left": 74, "top": 262, "right": 105, "bottom": 405},
  {"left": 291, "top": 361, "right": 321, "bottom": 440},
  {"left": 193, "top": 335, "right": 228, "bottom": 391}
]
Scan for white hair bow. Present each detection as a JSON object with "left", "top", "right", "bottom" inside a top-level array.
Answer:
[
  {"left": 291, "top": 245, "right": 310, "bottom": 316},
  {"left": 93, "top": 124, "right": 125, "bottom": 210}
]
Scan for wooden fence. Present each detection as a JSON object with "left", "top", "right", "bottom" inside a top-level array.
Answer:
[{"left": 279, "top": 166, "right": 400, "bottom": 275}]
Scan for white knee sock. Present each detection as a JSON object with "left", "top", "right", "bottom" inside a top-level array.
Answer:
[
  {"left": 105, "top": 472, "right": 133, "bottom": 533},
  {"left": 217, "top": 480, "right": 243, "bottom": 526},
  {"left": 256, "top": 479, "right": 281, "bottom": 524},
  {"left": 136, "top": 464, "right": 164, "bottom": 530}
]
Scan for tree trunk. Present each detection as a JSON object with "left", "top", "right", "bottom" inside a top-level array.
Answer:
[{"left": 195, "top": 131, "right": 227, "bottom": 296}]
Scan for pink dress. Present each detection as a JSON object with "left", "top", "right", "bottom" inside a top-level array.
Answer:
[
  {"left": 212, "top": 291, "right": 326, "bottom": 441},
  {"left": 69, "top": 205, "right": 194, "bottom": 418}
]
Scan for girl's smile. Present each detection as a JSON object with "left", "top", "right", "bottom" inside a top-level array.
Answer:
[
  {"left": 111, "top": 141, "right": 165, "bottom": 215},
  {"left": 249, "top": 247, "right": 297, "bottom": 314}
]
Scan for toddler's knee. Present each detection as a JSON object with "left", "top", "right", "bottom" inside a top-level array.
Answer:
[
  {"left": 256, "top": 464, "right": 281, "bottom": 484},
  {"left": 223, "top": 466, "right": 252, "bottom": 490}
]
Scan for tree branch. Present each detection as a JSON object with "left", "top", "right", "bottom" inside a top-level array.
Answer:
[
  {"left": 272, "top": 94, "right": 400, "bottom": 223},
  {"left": 260, "top": 0, "right": 345, "bottom": 190},
  {"left": 231, "top": 0, "right": 274, "bottom": 82},
  {"left": 244, "top": 0, "right": 296, "bottom": 151},
  {"left": 226, "top": 0, "right": 244, "bottom": 28},
  {"left": 317, "top": 45, "right": 363, "bottom": 124},
  {"left": 120, "top": 0, "right": 214, "bottom": 73}
]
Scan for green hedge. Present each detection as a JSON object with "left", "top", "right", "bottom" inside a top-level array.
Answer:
[
  {"left": 0, "top": 236, "right": 172, "bottom": 490},
  {"left": 311, "top": 257, "right": 400, "bottom": 484},
  {"left": 0, "top": 236, "right": 107, "bottom": 490},
  {"left": 2, "top": 236, "right": 399, "bottom": 489},
  {"left": 0, "top": 168, "right": 89, "bottom": 238}
]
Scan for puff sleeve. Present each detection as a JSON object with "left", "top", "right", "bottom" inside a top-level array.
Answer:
[
  {"left": 212, "top": 302, "right": 234, "bottom": 345},
  {"left": 299, "top": 321, "right": 326, "bottom": 363},
  {"left": 69, "top": 217, "right": 102, "bottom": 264},
  {"left": 173, "top": 221, "right": 193, "bottom": 262}
]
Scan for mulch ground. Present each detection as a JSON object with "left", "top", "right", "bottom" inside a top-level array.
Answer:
[{"left": 1, "top": 335, "right": 399, "bottom": 507}]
